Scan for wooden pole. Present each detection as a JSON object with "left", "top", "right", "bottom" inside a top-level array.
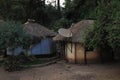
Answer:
[
  {"left": 75, "top": 43, "right": 77, "bottom": 64},
  {"left": 84, "top": 45, "right": 87, "bottom": 64}
]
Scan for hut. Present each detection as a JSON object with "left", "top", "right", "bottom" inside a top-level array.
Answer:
[
  {"left": 6, "top": 19, "right": 56, "bottom": 56},
  {"left": 53, "top": 20, "right": 100, "bottom": 64},
  {"left": 24, "top": 19, "right": 56, "bottom": 56}
]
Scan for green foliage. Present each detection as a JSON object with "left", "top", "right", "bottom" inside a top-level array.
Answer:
[
  {"left": 52, "top": 0, "right": 100, "bottom": 30},
  {"left": 0, "top": 0, "right": 61, "bottom": 29},
  {"left": 3, "top": 53, "right": 29, "bottom": 71},
  {"left": 0, "top": 0, "right": 26, "bottom": 22},
  {"left": 85, "top": 0, "right": 120, "bottom": 53},
  {"left": 64, "top": 0, "right": 98, "bottom": 22},
  {"left": 3, "top": 55, "right": 23, "bottom": 71},
  {"left": 44, "top": 4, "right": 62, "bottom": 28},
  {"left": 53, "top": 17, "right": 72, "bottom": 31},
  {"left": 107, "top": 24, "right": 120, "bottom": 52},
  {"left": 0, "top": 20, "right": 31, "bottom": 71},
  {"left": 0, "top": 20, "right": 31, "bottom": 50}
]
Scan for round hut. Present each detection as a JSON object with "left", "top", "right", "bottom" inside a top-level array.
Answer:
[
  {"left": 53, "top": 20, "right": 101, "bottom": 64},
  {"left": 24, "top": 19, "right": 56, "bottom": 56}
]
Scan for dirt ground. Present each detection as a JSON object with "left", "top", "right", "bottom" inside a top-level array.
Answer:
[{"left": 0, "top": 60, "right": 120, "bottom": 80}]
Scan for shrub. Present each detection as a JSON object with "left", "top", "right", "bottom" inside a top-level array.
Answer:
[
  {"left": 84, "top": 0, "right": 120, "bottom": 58},
  {"left": 0, "top": 20, "right": 31, "bottom": 71}
]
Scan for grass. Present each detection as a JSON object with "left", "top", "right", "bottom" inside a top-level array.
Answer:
[
  {"left": 0, "top": 54, "right": 58, "bottom": 68},
  {"left": 0, "top": 58, "right": 50, "bottom": 67},
  {"left": 21, "top": 54, "right": 58, "bottom": 66},
  {"left": 21, "top": 59, "right": 49, "bottom": 66}
]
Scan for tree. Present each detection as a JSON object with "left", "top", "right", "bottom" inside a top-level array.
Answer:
[
  {"left": 45, "top": 4, "right": 62, "bottom": 28},
  {"left": 64, "top": 0, "right": 98, "bottom": 22},
  {"left": 53, "top": 17, "right": 72, "bottom": 31},
  {"left": 0, "top": 20, "right": 31, "bottom": 51},
  {"left": 0, "top": 20, "right": 32, "bottom": 71},
  {"left": 57, "top": 0, "right": 60, "bottom": 11},
  {"left": 84, "top": 0, "right": 120, "bottom": 60},
  {"left": 0, "top": 0, "right": 61, "bottom": 28},
  {"left": 0, "top": 0, "right": 27, "bottom": 22}
]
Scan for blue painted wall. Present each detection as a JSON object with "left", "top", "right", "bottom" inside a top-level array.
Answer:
[
  {"left": 7, "top": 46, "right": 25, "bottom": 56},
  {"left": 30, "top": 38, "right": 56, "bottom": 55},
  {"left": 7, "top": 38, "right": 56, "bottom": 56}
]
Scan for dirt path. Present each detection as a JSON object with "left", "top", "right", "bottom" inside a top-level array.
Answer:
[{"left": 0, "top": 61, "right": 120, "bottom": 80}]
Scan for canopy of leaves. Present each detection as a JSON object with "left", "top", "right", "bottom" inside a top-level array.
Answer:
[
  {"left": 0, "top": 0, "right": 61, "bottom": 29},
  {"left": 0, "top": 20, "right": 31, "bottom": 50},
  {"left": 84, "top": 0, "right": 120, "bottom": 54},
  {"left": 63, "top": 0, "right": 98, "bottom": 22},
  {"left": 53, "top": 0, "right": 99, "bottom": 31},
  {"left": 53, "top": 17, "right": 72, "bottom": 31}
]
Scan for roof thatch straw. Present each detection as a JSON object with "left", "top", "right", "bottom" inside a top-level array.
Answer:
[
  {"left": 53, "top": 20, "right": 94, "bottom": 43},
  {"left": 24, "top": 21, "right": 56, "bottom": 38},
  {"left": 53, "top": 34, "right": 65, "bottom": 41}
]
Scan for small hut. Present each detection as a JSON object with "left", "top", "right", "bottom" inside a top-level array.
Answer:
[
  {"left": 53, "top": 20, "right": 100, "bottom": 64},
  {"left": 24, "top": 19, "right": 56, "bottom": 56}
]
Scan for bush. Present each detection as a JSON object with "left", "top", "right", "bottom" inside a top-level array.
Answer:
[
  {"left": 84, "top": 0, "right": 120, "bottom": 58},
  {"left": 0, "top": 20, "right": 31, "bottom": 71},
  {"left": 0, "top": 20, "right": 31, "bottom": 50},
  {"left": 3, "top": 53, "right": 28, "bottom": 71}
]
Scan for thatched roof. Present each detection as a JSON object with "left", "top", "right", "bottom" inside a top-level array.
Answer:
[
  {"left": 24, "top": 21, "right": 56, "bottom": 38},
  {"left": 53, "top": 20, "right": 94, "bottom": 42},
  {"left": 53, "top": 34, "right": 65, "bottom": 41}
]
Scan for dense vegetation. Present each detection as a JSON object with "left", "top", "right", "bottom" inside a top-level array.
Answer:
[
  {"left": 85, "top": 0, "right": 120, "bottom": 57},
  {"left": 0, "top": 20, "right": 31, "bottom": 50},
  {"left": 0, "top": 0, "right": 100, "bottom": 29},
  {"left": 0, "top": 0, "right": 61, "bottom": 28},
  {"left": 0, "top": 20, "right": 31, "bottom": 71}
]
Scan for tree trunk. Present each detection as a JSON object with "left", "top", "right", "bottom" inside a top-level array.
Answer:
[{"left": 57, "top": 0, "right": 60, "bottom": 11}]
